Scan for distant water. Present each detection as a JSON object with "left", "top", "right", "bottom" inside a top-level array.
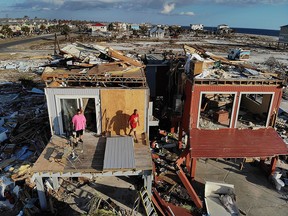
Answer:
[{"left": 183, "top": 26, "right": 280, "bottom": 37}]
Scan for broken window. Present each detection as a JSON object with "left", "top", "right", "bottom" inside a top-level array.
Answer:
[
  {"left": 199, "top": 93, "right": 235, "bottom": 129},
  {"left": 236, "top": 93, "right": 272, "bottom": 128}
]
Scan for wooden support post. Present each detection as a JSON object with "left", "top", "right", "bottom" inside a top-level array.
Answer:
[
  {"left": 185, "top": 152, "right": 191, "bottom": 174},
  {"left": 270, "top": 156, "right": 278, "bottom": 175},
  {"left": 35, "top": 176, "right": 47, "bottom": 210},
  {"left": 151, "top": 195, "right": 166, "bottom": 216},
  {"left": 178, "top": 123, "right": 183, "bottom": 149},
  {"left": 176, "top": 147, "right": 190, "bottom": 165},
  {"left": 176, "top": 164, "right": 203, "bottom": 209},
  {"left": 52, "top": 177, "right": 59, "bottom": 190},
  {"left": 191, "top": 158, "right": 197, "bottom": 179}
]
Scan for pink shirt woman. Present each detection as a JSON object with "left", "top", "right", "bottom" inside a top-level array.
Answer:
[{"left": 72, "top": 111, "right": 86, "bottom": 131}]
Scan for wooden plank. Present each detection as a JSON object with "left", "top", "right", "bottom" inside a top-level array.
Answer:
[{"left": 107, "top": 48, "right": 143, "bottom": 67}]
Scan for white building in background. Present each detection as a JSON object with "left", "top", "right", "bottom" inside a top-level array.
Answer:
[
  {"left": 190, "top": 24, "right": 204, "bottom": 31},
  {"left": 91, "top": 23, "right": 107, "bottom": 32}
]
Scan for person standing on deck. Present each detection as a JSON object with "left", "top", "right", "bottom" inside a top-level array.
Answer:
[
  {"left": 72, "top": 108, "right": 86, "bottom": 143},
  {"left": 128, "top": 109, "right": 140, "bottom": 143}
]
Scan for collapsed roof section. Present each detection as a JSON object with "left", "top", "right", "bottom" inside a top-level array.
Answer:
[
  {"left": 41, "top": 42, "right": 146, "bottom": 88},
  {"left": 182, "top": 45, "right": 285, "bottom": 86}
]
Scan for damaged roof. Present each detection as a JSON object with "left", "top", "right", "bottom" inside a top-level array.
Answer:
[
  {"left": 183, "top": 45, "right": 285, "bottom": 85},
  {"left": 41, "top": 42, "right": 146, "bottom": 88}
]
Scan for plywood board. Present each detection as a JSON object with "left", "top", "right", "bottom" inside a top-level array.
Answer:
[{"left": 100, "top": 88, "right": 147, "bottom": 135}]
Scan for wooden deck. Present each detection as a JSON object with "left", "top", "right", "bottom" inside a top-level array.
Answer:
[{"left": 32, "top": 133, "right": 152, "bottom": 173}]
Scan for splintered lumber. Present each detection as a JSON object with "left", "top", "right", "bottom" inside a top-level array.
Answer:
[
  {"left": 107, "top": 48, "right": 143, "bottom": 67},
  {"left": 11, "top": 164, "right": 31, "bottom": 181},
  {"left": 158, "top": 172, "right": 178, "bottom": 185}
]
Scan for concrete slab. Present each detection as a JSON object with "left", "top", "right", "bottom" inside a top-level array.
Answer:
[{"left": 195, "top": 158, "right": 288, "bottom": 216}]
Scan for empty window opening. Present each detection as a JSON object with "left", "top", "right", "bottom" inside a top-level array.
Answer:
[
  {"left": 236, "top": 93, "right": 272, "bottom": 128},
  {"left": 199, "top": 93, "right": 235, "bottom": 129}
]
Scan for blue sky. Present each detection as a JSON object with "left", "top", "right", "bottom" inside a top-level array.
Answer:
[{"left": 0, "top": 0, "right": 287, "bottom": 29}]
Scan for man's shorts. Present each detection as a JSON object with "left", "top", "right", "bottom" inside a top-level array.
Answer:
[
  {"left": 130, "top": 125, "right": 136, "bottom": 132},
  {"left": 76, "top": 130, "right": 83, "bottom": 137}
]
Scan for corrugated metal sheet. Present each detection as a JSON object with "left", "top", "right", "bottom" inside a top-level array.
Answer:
[
  {"left": 103, "top": 136, "right": 135, "bottom": 170},
  {"left": 189, "top": 128, "right": 288, "bottom": 158}
]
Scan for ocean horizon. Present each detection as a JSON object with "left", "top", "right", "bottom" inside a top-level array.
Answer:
[{"left": 183, "top": 26, "right": 280, "bottom": 37}]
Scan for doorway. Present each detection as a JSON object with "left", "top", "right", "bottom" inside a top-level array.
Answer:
[
  {"left": 82, "top": 98, "right": 97, "bottom": 133},
  {"left": 57, "top": 97, "right": 99, "bottom": 135}
]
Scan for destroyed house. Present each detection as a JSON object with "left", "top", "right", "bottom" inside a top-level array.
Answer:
[
  {"left": 176, "top": 45, "right": 287, "bottom": 176},
  {"left": 31, "top": 43, "right": 156, "bottom": 209},
  {"left": 159, "top": 45, "right": 288, "bottom": 210}
]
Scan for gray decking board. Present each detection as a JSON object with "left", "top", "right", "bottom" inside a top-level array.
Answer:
[{"left": 103, "top": 136, "right": 135, "bottom": 170}]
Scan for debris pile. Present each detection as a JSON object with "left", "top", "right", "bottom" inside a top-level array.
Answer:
[
  {"left": 183, "top": 44, "right": 282, "bottom": 80},
  {"left": 151, "top": 130, "right": 201, "bottom": 214},
  {"left": 276, "top": 112, "right": 288, "bottom": 145},
  {"left": 40, "top": 41, "right": 145, "bottom": 88},
  {"left": 0, "top": 59, "right": 47, "bottom": 73},
  {"left": 0, "top": 82, "right": 51, "bottom": 214}
]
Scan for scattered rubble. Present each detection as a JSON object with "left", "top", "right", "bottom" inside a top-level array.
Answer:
[
  {"left": 0, "top": 81, "right": 50, "bottom": 215},
  {"left": 0, "top": 32, "right": 287, "bottom": 215},
  {"left": 0, "top": 60, "right": 46, "bottom": 73}
]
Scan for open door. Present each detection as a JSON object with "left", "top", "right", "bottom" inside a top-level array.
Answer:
[
  {"left": 60, "top": 98, "right": 78, "bottom": 136},
  {"left": 57, "top": 97, "right": 100, "bottom": 136},
  {"left": 82, "top": 98, "right": 97, "bottom": 133}
]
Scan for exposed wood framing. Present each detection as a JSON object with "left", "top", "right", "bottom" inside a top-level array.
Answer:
[
  {"left": 194, "top": 79, "right": 284, "bottom": 86},
  {"left": 43, "top": 73, "right": 146, "bottom": 87}
]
